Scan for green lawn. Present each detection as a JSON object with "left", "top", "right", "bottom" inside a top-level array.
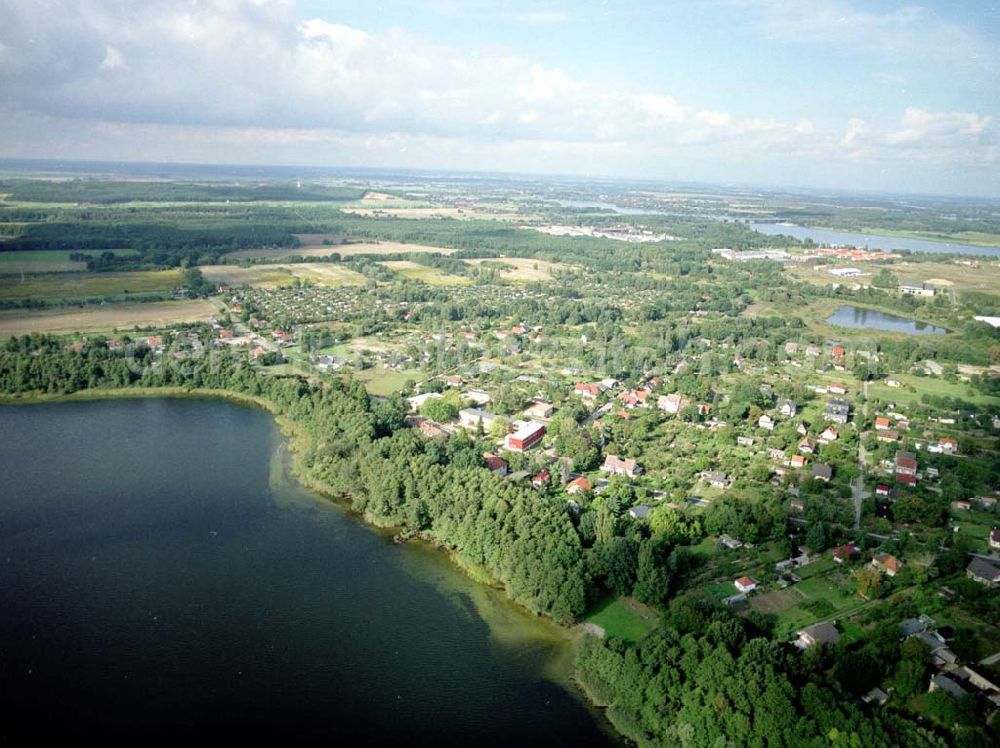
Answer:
[
  {"left": 354, "top": 366, "right": 424, "bottom": 396},
  {"left": 583, "top": 597, "right": 658, "bottom": 643},
  {"left": 869, "top": 373, "right": 1000, "bottom": 408}
]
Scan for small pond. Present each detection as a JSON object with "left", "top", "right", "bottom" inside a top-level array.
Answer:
[{"left": 825, "top": 305, "right": 948, "bottom": 335}]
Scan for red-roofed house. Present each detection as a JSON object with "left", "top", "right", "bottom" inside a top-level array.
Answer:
[
  {"left": 875, "top": 416, "right": 891, "bottom": 430},
  {"left": 483, "top": 452, "right": 508, "bottom": 476},
  {"left": 734, "top": 577, "right": 757, "bottom": 593},
  {"left": 872, "top": 553, "right": 904, "bottom": 577},
  {"left": 565, "top": 477, "right": 591, "bottom": 495},
  {"left": 833, "top": 544, "right": 859, "bottom": 563},
  {"left": 601, "top": 454, "right": 642, "bottom": 478},
  {"left": 531, "top": 469, "right": 551, "bottom": 489}
]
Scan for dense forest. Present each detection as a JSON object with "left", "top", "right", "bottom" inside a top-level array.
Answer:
[
  {"left": 0, "top": 179, "right": 365, "bottom": 204},
  {"left": 575, "top": 597, "right": 990, "bottom": 747}
]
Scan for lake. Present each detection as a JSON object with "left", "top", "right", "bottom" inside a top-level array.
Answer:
[
  {"left": 751, "top": 222, "right": 998, "bottom": 257},
  {"left": 0, "top": 398, "right": 616, "bottom": 745},
  {"left": 825, "top": 305, "right": 949, "bottom": 335}
]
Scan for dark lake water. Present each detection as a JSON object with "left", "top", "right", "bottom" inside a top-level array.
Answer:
[
  {"left": 0, "top": 398, "right": 615, "bottom": 746},
  {"left": 825, "top": 305, "right": 949, "bottom": 335}
]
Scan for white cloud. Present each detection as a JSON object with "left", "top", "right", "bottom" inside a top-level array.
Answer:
[
  {"left": 730, "top": 0, "right": 997, "bottom": 72},
  {"left": 0, "top": 0, "right": 994, "bottom": 189}
]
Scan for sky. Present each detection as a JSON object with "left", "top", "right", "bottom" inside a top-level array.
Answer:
[{"left": 0, "top": 0, "right": 998, "bottom": 195}]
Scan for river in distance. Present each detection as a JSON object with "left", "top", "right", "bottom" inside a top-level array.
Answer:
[{"left": 0, "top": 398, "right": 617, "bottom": 746}]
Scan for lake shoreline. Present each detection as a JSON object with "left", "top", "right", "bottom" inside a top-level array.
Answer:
[{"left": 0, "top": 386, "right": 599, "bottom": 683}]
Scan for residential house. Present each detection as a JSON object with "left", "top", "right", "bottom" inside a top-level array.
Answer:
[
  {"left": 895, "top": 451, "right": 918, "bottom": 477},
  {"left": 658, "top": 393, "right": 691, "bottom": 414},
  {"left": 832, "top": 346, "right": 846, "bottom": 358},
  {"left": 706, "top": 471, "right": 729, "bottom": 489},
  {"left": 829, "top": 383, "right": 847, "bottom": 395},
  {"left": 795, "top": 622, "right": 841, "bottom": 649},
  {"left": 523, "top": 402, "right": 554, "bottom": 419},
  {"left": 482, "top": 453, "right": 508, "bottom": 476},
  {"left": 819, "top": 426, "right": 838, "bottom": 443},
  {"left": 778, "top": 399, "right": 797, "bottom": 418},
  {"left": 531, "top": 469, "right": 551, "bottom": 489},
  {"left": 734, "top": 576, "right": 757, "bottom": 593},
  {"left": 966, "top": 558, "right": 1000, "bottom": 587},
  {"left": 832, "top": 544, "right": 859, "bottom": 563},
  {"left": 737, "top": 436, "right": 755, "bottom": 447},
  {"left": 877, "top": 430, "right": 899, "bottom": 444},
  {"left": 872, "top": 553, "right": 904, "bottom": 577},
  {"left": 629, "top": 505, "right": 652, "bottom": 520},
  {"left": 621, "top": 389, "right": 651, "bottom": 408},
  {"left": 824, "top": 398, "right": 850, "bottom": 424},
  {"left": 875, "top": 416, "right": 891, "bottom": 430},
  {"left": 574, "top": 382, "right": 603, "bottom": 400},
  {"left": 790, "top": 499, "right": 806, "bottom": 513},
  {"left": 790, "top": 454, "right": 807, "bottom": 469},
  {"left": 875, "top": 484, "right": 892, "bottom": 497},
  {"left": 719, "top": 534, "right": 744, "bottom": 550},
  {"left": 459, "top": 408, "right": 498, "bottom": 432},
  {"left": 929, "top": 675, "right": 968, "bottom": 698},
  {"left": 798, "top": 438, "right": 815, "bottom": 454},
  {"left": 900, "top": 614, "right": 935, "bottom": 638},
  {"left": 812, "top": 463, "right": 833, "bottom": 482},
  {"left": 758, "top": 414, "right": 775, "bottom": 430},
  {"left": 407, "top": 392, "right": 443, "bottom": 411},
  {"left": 796, "top": 422, "right": 809, "bottom": 436},
  {"left": 565, "top": 477, "right": 591, "bottom": 495},
  {"left": 938, "top": 437, "right": 958, "bottom": 454},
  {"left": 601, "top": 455, "right": 643, "bottom": 478},
  {"left": 785, "top": 342, "right": 799, "bottom": 355}
]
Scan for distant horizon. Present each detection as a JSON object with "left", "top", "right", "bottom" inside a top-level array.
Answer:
[{"left": 1, "top": 156, "right": 997, "bottom": 203}]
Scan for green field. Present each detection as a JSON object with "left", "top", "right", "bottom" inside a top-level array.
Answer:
[
  {"left": 583, "top": 597, "right": 658, "bottom": 643},
  {"left": 381, "top": 260, "right": 472, "bottom": 286},
  {"left": 0, "top": 249, "right": 140, "bottom": 274},
  {"left": 869, "top": 373, "right": 1000, "bottom": 408},
  {"left": 0, "top": 269, "right": 183, "bottom": 301},
  {"left": 353, "top": 366, "right": 425, "bottom": 396}
]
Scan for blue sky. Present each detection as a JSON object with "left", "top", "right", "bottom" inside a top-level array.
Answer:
[{"left": 0, "top": 0, "right": 997, "bottom": 195}]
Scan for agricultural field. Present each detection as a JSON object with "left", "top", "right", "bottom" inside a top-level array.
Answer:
[
  {"left": 0, "top": 250, "right": 130, "bottom": 274},
  {"left": 226, "top": 239, "right": 458, "bottom": 261},
  {"left": 381, "top": 260, "right": 473, "bottom": 285},
  {"left": 0, "top": 269, "right": 183, "bottom": 302},
  {"left": 339, "top": 192, "right": 528, "bottom": 221},
  {"left": 0, "top": 299, "right": 219, "bottom": 336},
  {"left": 465, "top": 257, "right": 567, "bottom": 282},
  {"left": 199, "top": 263, "right": 365, "bottom": 288}
]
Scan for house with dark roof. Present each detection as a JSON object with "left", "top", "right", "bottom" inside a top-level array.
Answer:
[
  {"left": 966, "top": 558, "right": 1000, "bottom": 587},
  {"left": 812, "top": 463, "right": 833, "bottom": 482},
  {"left": 795, "top": 622, "right": 840, "bottom": 649}
]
